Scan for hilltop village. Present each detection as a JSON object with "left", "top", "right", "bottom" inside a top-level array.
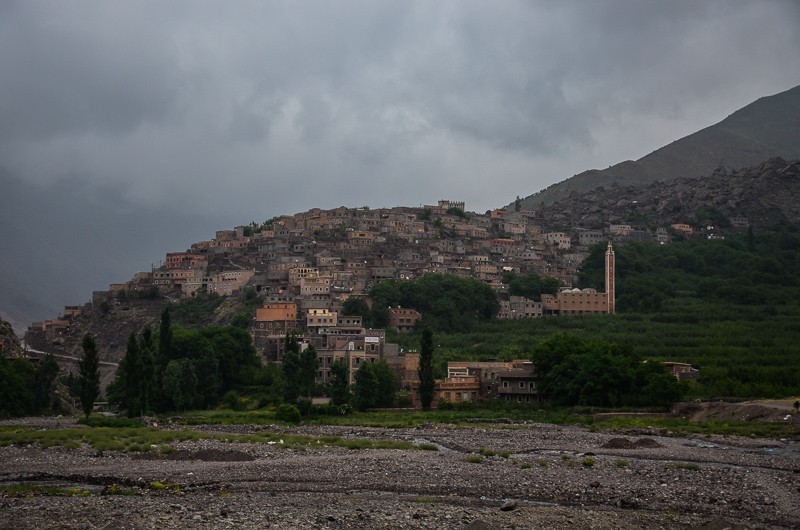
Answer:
[{"left": 28, "top": 200, "right": 711, "bottom": 404}]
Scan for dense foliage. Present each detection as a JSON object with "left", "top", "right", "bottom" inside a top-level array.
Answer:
[
  {"left": 109, "top": 309, "right": 261, "bottom": 414},
  {"left": 535, "top": 335, "right": 684, "bottom": 407},
  {"left": 391, "top": 227, "right": 800, "bottom": 399},
  {"left": 501, "top": 271, "right": 561, "bottom": 300},
  {"left": 368, "top": 273, "right": 500, "bottom": 332},
  {"left": 579, "top": 227, "right": 800, "bottom": 312},
  {"left": 352, "top": 360, "right": 398, "bottom": 411}
]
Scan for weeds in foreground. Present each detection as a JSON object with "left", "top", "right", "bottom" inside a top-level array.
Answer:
[
  {"left": 0, "top": 426, "right": 423, "bottom": 454},
  {"left": 670, "top": 462, "right": 700, "bottom": 471}
]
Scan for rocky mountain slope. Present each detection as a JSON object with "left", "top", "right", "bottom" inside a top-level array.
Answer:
[
  {"left": 534, "top": 157, "right": 800, "bottom": 230},
  {"left": 0, "top": 318, "right": 23, "bottom": 358},
  {"left": 518, "top": 84, "right": 800, "bottom": 210}
]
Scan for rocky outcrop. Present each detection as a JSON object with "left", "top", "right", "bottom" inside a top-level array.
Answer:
[
  {"left": 534, "top": 158, "right": 800, "bottom": 230},
  {"left": 0, "top": 318, "right": 23, "bottom": 358}
]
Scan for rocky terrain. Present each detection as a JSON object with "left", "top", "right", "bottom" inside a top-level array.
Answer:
[
  {"left": 535, "top": 157, "right": 800, "bottom": 229},
  {"left": 0, "top": 318, "right": 23, "bottom": 358},
  {"left": 1, "top": 416, "right": 798, "bottom": 529}
]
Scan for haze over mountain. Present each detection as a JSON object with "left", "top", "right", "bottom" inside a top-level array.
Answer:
[{"left": 518, "top": 85, "right": 800, "bottom": 210}]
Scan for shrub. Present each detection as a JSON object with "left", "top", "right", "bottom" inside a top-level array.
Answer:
[
  {"left": 295, "top": 398, "right": 313, "bottom": 417},
  {"left": 582, "top": 457, "right": 596, "bottom": 467},
  {"left": 222, "top": 391, "right": 243, "bottom": 411},
  {"left": 275, "top": 404, "right": 301, "bottom": 423},
  {"left": 466, "top": 455, "right": 484, "bottom": 464},
  {"left": 614, "top": 459, "right": 629, "bottom": 468}
]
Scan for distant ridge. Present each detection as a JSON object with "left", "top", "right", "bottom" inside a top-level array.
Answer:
[{"left": 517, "top": 84, "right": 800, "bottom": 209}]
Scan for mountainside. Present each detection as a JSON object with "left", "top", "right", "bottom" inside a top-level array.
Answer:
[
  {"left": 0, "top": 318, "right": 23, "bottom": 358},
  {"left": 518, "top": 84, "right": 800, "bottom": 209},
  {"left": 535, "top": 157, "right": 800, "bottom": 230}
]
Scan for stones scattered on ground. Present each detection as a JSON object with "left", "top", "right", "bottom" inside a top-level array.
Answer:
[
  {"left": 0, "top": 417, "right": 798, "bottom": 528},
  {"left": 601, "top": 437, "right": 663, "bottom": 449}
]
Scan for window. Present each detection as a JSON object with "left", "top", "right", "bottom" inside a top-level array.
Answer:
[
  {"left": 519, "top": 382, "right": 525, "bottom": 388},
  {"left": 502, "top": 381, "right": 508, "bottom": 388}
]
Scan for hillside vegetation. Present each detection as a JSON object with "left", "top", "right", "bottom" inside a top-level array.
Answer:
[{"left": 394, "top": 226, "right": 800, "bottom": 399}]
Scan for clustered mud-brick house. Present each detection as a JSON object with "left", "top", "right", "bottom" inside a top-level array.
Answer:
[{"left": 74, "top": 198, "right": 712, "bottom": 402}]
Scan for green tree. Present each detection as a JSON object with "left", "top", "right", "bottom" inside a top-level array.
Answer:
[
  {"left": 371, "top": 361, "right": 398, "bottom": 408},
  {"left": 136, "top": 327, "right": 156, "bottom": 414},
  {"left": 163, "top": 359, "right": 198, "bottom": 412},
  {"left": 78, "top": 333, "right": 101, "bottom": 420},
  {"left": 418, "top": 328, "right": 435, "bottom": 411},
  {"left": 342, "top": 297, "right": 371, "bottom": 326},
  {"left": 329, "top": 359, "right": 350, "bottom": 405},
  {"left": 33, "top": 354, "right": 59, "bottom": 413},
  {"left": 353, "top": 361, "right": 396, "bottom": 411},
  {"left": 114, "top": 333, "right": 141, "bottom": 416},
  {"left": 282, "top": 333, "right": 301, "bottom": 403},
  {"left": 0, "top": 355, "right": 35, "bottom": 417},
  {"left": 159, "top": 307, "right": 174, "bottom": 361},
  {"left": 504, "top": 272, "right": 561, "bottom": 301},
  {"left": 299, "top": 344, "right": 319, "bottom": 398}
]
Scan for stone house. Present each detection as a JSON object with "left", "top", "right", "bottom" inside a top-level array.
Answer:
[{"left": 387, "top": 307, "right": 422, "bottom": 333}]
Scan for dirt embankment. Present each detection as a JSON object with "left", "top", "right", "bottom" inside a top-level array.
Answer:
[{"left": 674, "top": 399, "right": 800, "bottom": 423}]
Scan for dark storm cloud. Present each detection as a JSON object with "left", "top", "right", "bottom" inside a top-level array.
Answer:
[
  {"left": 1, "top": 1, "right": 798, "bottom": 217},
  {"left": 1, "top": 0, "right": 798, "bottom": 330}
]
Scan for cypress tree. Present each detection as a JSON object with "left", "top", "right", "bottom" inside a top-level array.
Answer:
[
  {"left": 418, "top": 328, "right": 435, "bottom": 411},
  {"left": 78, "top": 333, "right": 101, "bottom": 420}
]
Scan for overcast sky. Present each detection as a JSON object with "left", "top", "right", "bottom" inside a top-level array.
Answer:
[{"left": 1, "top": 1, "right": 799, "bottom": 330}]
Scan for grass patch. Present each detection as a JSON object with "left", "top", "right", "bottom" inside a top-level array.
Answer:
[
  {"left": 519, "top": 462, "right": 532, "bottom": 469},
  {"left": 149, "top": 481, "right": 180, "bottom": 493},
  {"left": 537, "top": 458, "right": 549, "bottom": 467},
  {"left": 498, "top": 450, "right": 511, "bottom": 459},
  {"left": 79, "top": 416, "right": 143, "bottom": 428},
  {"left": 614, "top": 459, "right": 630, "bottom": 468},
  {"left": 104, "top": 483, "right": 136, "bottom": 496},
  {"left": 478, "top": 448, "right": 496, "bottom": 457},
  {"left": 582, "top": 457, "right": 596, "bottom": 468},
  {"left": 0, "top": 483, "right": 77, "bottom": 497},
  {"left": 670, "top": 462, "right": 700, "bottom": 471},
  {"left": 416, "top": 496, "right": 434, "bottom": 503},
  {"left": 466, "top": 455, "right": 484, "bottom": 464},
  {"left": 0, "top": 426, "right": 420, "bottom": 454}
]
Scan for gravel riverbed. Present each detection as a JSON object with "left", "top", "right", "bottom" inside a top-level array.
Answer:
[{"left": 1, "top": 416, "right": 798, "bottom": 529}]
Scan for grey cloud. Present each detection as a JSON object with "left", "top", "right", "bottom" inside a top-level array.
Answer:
[{"left": 0, "top": 1, "right": 798, "bottom": 223}]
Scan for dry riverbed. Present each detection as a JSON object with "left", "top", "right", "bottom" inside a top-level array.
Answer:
[{"left": 1, "top": 416, "right": 798, "bottom": 529}]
